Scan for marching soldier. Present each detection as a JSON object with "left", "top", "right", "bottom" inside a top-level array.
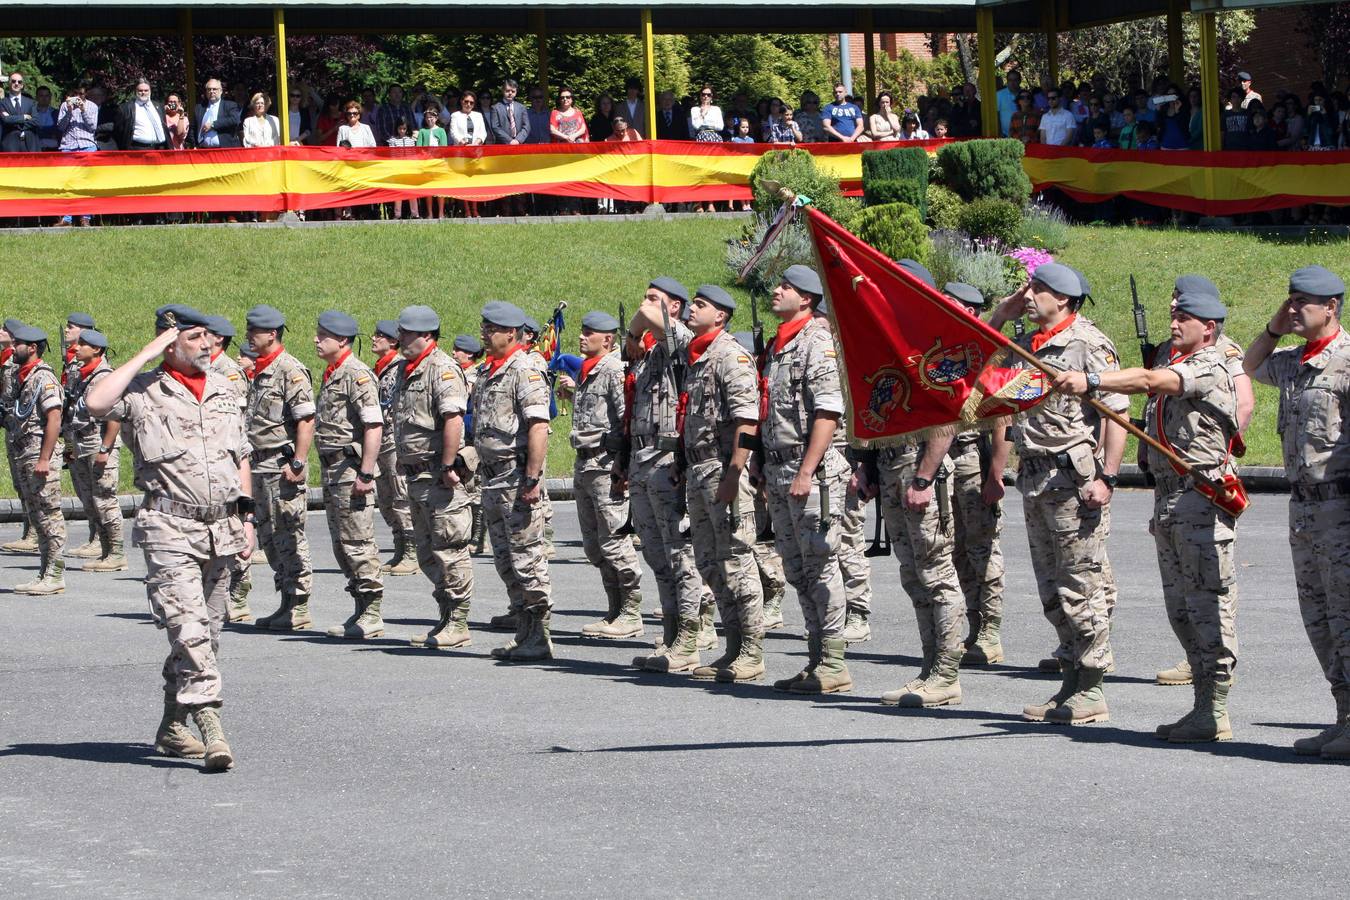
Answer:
[
  {"left": 205, "top": 316, "right": 255, "bottom": 622},
  {"left": 85, "top": 304, "right": 253, "bottom": 771},
  {"left": 390, "top": 305, "right": 476, "bottom": 649},
  {"left": 1, "top": 319, "right": 38, "bottom": 554},
  {"left": 521, "top": 315, "right": 556, "bottom": 560},
  {"left": 370, "top": 319, "right": 417, "bottom": 577},
  {"left": 1247, "top": 265, "right": 1350, "bottom": 759},
  {"left": 943, "top": 282, "right": 1010, "bottom": 666},
  {"left": 62, "top": 329, "right": 126, "bottom": 572},
  {"left": 734, "top": 330, "right": 789, "bottom": 632},
  {"left": 474, "top": 301, "right": 555, "bottom": 661},
  {"left": 566, "top": 311, "right": 644, "bottom": 639},
  {"left": 989, "top": 263, "right": 1125, "bottom": 725},
  {"left": 452, "top": 334, "right": 489, "bottom": 557},
  {"left": 761, "top": 267, "right": 852, "bottom": 693},
  {"left": 10, "top": 324, "right": 67, "bottom": 595},
  {"left": 243, "top": 305, "right": 317, "bottom": 631},
  {"left": 61, "top": 312, "right": 97, "bottom": 558},
  {"left": 1057, "top": 290, "right": 1241, "bottom": 743},
  {"left": 623, "top": 278, "right": 711, "bottom": 672}
]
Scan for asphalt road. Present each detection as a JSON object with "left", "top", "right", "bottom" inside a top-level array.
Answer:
[{"left": 1, "top": 489, "right": 1345, "bottom": 898}]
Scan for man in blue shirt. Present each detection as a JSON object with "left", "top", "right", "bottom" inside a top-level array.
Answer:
[
  {"left": 997, "top": 71, "right": 1022, "bottom": 137},
  {"left": 822, "top": 84, "right": 863, "bottom": 142}
]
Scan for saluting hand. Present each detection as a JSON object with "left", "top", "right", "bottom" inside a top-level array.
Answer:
[{"left": 1267, "top": 303, "right": 1295, "bottom": 336}]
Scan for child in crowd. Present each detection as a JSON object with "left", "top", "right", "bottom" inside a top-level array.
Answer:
[
  {"left": 730, "top": 118, "right": 755, "bottom": 143},
  {"left": 386, "top": 116, "right": 419, "bottom": 220},
  {"left": 1091, "top": 121, "right": 1115, "bottom": 149}
]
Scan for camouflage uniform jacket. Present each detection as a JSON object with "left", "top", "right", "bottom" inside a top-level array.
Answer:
[
  {"left": 569, "top": 350, "right": 626, "bottom": 473},
  {"left": 246, "top": 350, "right": 316, "bottom": 471},
  {"left": 1145, "top": 344, "right": 1239, "bottom": 486},
  {"left": 762, "top": 317, "right": 846, "bottom": 458},
  {"left": 681, "top": 330, "right": 759, "bottom": 463},
  {"left": 315, "top": 352, "right": 383, "bottom": 477},
  {"left": 1253, "top": 328, "right": 1350, "bottom": 486},
  {"left": 471, "top": 348, "right": 550, "bottom": 486},
  {"left": 391, "top": 346, "right": 466, "bottom": 469},
  {"left": 63, "top": 357, "right": 119, "bottom": 458},
  {"left": 11, "top": 359, "right": 63, "bottom": 459},
  {"left": 630, "top": 320, "right": 691, "bottom": 468}
]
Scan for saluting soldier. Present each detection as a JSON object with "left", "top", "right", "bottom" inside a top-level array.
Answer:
[
  {"left": 1058, "top": 291, "right": 1241, "bottom": 742},
  {"left": 762, "top": 266, "right": 854, "bottom": 693},
  {"left": 313, "top": 311, "right": 386, "bottom": 640},
  {"left": 679, "top": 285, "right": 764, "bottom": 683},
  {"left": 10, "top": 324, "right": 67, "bottom": 595},
  {"left": 566, "top": 311, "right": 645, "bottom": 639},
  {"left": 474, "top": 301, "right": 555, "bottom": 662},
  {"left": 0, "top": 319, "right": 38, "bottom": 554},
  {"left": 391, "top": 305, "right": 476, "bottom": 650},
  {"left": 1247, "top": 265, "right": 1350, "bottom": 760},
  {"left": 989, "top": 262, "right": 1125, "bottom": 725},
  {"left": 85, "top": 304, "right": 254, "bottom": 771},
  {"left": 63, "top": 329, "right": 126, "bottom": 573},
  {"left": 369, "top": 319, "right": 417, "bottom": 577},
  {"left": 451, "top": 334, "right": 489, "bottom": 557},
  {"left": 205, "top": 316, "right": 255, "bottom": 622},
  {"left": 243, "top": 305, "right": 317, "bottom": 631}
]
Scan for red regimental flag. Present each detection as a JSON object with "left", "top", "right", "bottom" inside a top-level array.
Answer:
[{"left": 804, "top": 206, "right": 1047, "bottom": 445}]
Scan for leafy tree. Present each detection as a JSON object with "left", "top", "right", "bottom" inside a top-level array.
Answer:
[
  {"left": 1298, "top": 2, "right": 1350, "bottom": 90},
  {"left": 685, "top": 34, "right": 833, "bottom": 103}
]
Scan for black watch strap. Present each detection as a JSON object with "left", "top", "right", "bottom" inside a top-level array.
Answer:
[{"left": 910, "top": 475, "right": 933, "bottom": 490}]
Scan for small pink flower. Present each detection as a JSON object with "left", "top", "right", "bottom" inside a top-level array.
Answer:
[{"left": 1007, "top": 246, "right": 1053, "bottom": 276}]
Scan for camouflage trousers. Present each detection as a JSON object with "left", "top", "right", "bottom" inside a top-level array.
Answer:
[
  {"left": 949, "top": 441, "right": 1004, "bottom": 620},
  {"left": 575, "top": 464, "right": 641, "bottom": 596},
  {"left": 252, "top": 471, "right": 313, "bottom": 598},
  {"left": 16, "top": 454, "right": 65, "bottom": 564},
  {"left": 1289, "top": 497, "right": 1350, "bottom": 694},
  {"left": 765, "top": 452, "right": 848, "bottom": 640},
  {"left": 322, "top": 468, "right": 384, "bottom": 598},
  {"left": 7, "top": 439, "right": 35, "bottom": 536},
  {"left": 1022, "top": 487, "right": 1114, "bottom": 670},
  {"left": 406, "top": 475, "right": 474, "bottom": 609},
  {"left": 878, "top": 455, "right": 965, "bottom": 657},
  {"left": 483, "top": 477, "right": 551, "bottom": 615},
  {"left": 629, "top": 458, "right": 703, "bottom": 620},
  {"left": 687, "top": 458, "right": 763, "bottom": 637},
  {"left": 146, "top": 546, "right": 232, "bottom": 707},
  {"left": 375, "top": 446, "right": 413, "bottom": 537},
  {"left": 751, "top": 487, "right": 786, "bottom": 609},
  {"left": 1153, "top": 483, "right": 1238, "bottom": 681},
  {"left": 69, "top": 451, "right": 123, "bottom": 548},
  {"left": 838, "top": 485, "right": 873, "bottom": 616}
]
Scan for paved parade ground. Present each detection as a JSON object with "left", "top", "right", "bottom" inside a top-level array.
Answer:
[{"left": 1, "top": 490, "right": 1346, "bottom": 898}]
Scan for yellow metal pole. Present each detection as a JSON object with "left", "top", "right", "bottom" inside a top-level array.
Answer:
[
  {"left": 1198, "top": 11, "right": 1221, "bottom": 152},
  {"left": 274, "top": 7, "right": 290, "bottom": 144},
  {"left": 862, "top": 11, "right": 876, "bottom": 112},
  {"left": 640, "top": 8, "right": 657, "bottom": 139},
  {"left": 976, "top": 7, "right": 999, "bottom": 137},
  {"left": 1042, "top": 0, "right": 1058, "bottom": 86},
  {"left": 181, "top": 9, "right": 197, "bottom": 112},
  {"left": 1167, "top": 0, "right": 1185, "bottom": 86},
  {"left": 532, "top": 10, "right": 549, "bottom": 94}
]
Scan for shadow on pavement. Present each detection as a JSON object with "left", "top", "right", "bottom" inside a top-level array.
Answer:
[{"left": 0, "top": 741, "right": 200, "bottom": 770}]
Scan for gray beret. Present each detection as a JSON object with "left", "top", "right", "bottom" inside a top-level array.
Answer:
[
  {"left": 1030, "top": 262, "right": 1083, "bottom": 297},
  {"left": 67, "top": 312, "right": 95, "bottom": 329},
  {"left": 1174, "top": 274, "right": 1219, "bottom": 298},
  {"left": 944, "top": 282, "right": 986, "bottom": 309},
  {"left": 453, "top": 334, "right": 483, "bottom": 354},
  {"left": 522, "top": 315, "right": 541, "bottom": 335},
  {"left": 696, "top": 284, "right": 736, "bottom": 312},
  {"left": 398, "top": 304, "right": 441, "bottom": 333},
  {"left": 245, "top": 304, "right": 286, "bottom": 330},
  {"left": 317, "top": 310, "right": 359, "bottom": 339},
  {"left": 1238, "top": 71, "right": 1252, "bottom": 81},
  {"left": 782, "top": 264, "right": 823, "bottom": 297},
  {"left": 898, "top": 259, "right": 936, "bottom": 290},
  {"left": 581, "top": 311, "right": 621, "bottom": 333},
  {"left": 205, "top": 315, "right": 236, "bottom": 339},
  {"left": 481, "top": 301, "right": 526, "bottom": 329},
  {"left": 3, "top": 318, "right": 26, "bottom": 335},
  {"left": 374, "top": 319, "right": 399, "bottom": 340},
  {"left": 155, "top": 304, "right": 211, "bottom": 331},
  {"left": 77, "top": 329, "right": 108, "bottom": 349},
  {"left": 1289, "top": 265, "right": 1346, "bottom": 298},
  {"left": 733, "top": 331, "right": 755, "bottom": 353},
  {"left": 1073, "top": 268, "right": 1092, "bottom": 300},
  {"left": 1174, "top": 291, "right": 1228, "bottom": 321},
  {"left": 649, "top": 276, "right": 689, "bottom": 304},
  {"left": 239, "top": 344, "right": 259, "bottom": 359},
  {"left": 11, "top": 323, "right": 47, "bottom": 344}
]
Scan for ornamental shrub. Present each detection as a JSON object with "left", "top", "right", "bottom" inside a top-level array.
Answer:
[
  {"left": 937, "top": 138, "right": 1032, "bottom": 206},
  {"left": 724, "top": 215, "right": 817, "bottom": 297},
  {"left": 749, "top": 148, "right": 857, "bottom": 228},
  {"left": 1015, "top": 198, "right": 1073, "bottom": 253},
  {"left": 862, "top": 146, "right": 929, "bottom": 220},
  {"left": 926, "top": 183, "right": 963, "bottom": 231},
  {"left": 957, "top": 197, "right": 1023, "bottom": 248},
  {"left": 853, "top": 202, "right": 930, "bottom": 266},
  {"left": 929, "top": 229, "right": 1022, "bottom": 301}
]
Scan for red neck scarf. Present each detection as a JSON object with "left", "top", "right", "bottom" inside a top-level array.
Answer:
[
  {"left": 0, "top": 348, "right": 11, "bottom": 367},
  {"left": 403, "top": 341, "right": 437, "bottom": 378},
  {"left": 772, "top": 314, "right": 812, "bottom": 353},
  {"left": 78, "top": 356, "right": 102, "bottom": 380},
  {"left": 248, "top": 345, "right": 285, "bottom": 380},
  {"left": 323, "top": 349, "right": 351, "bottom": 384},
  {"left": 579, "top": 354, "right": 604, "bottom": 383},
  {"left": 1030, "top": 313, "right": 1077, "bottom": 353},
  {"left": 459, "top": 359, "right": 476, "bottom": 371},
  {"left": 65, "top": 345, "right": 77, "bottom": 364},
  {"left": 687, "top": 328, "right": 722, "bottom": 366},
  {"left": 1302, "top": 328, "right": 1341, "bottom": 364},
  {"left": 210, "top": 349, "right": 223, "bottom": 363},
  {"left": 17, "top": 356, "right": 40, "bottom": 384},
  {"left": 641, "top": 332, "right": 657, "bottom": 351},
  {"left": 374, "top": 350, "right": 399, "bottom": 376},
  {"left": 162, "top": 360, "right": 206, "bottom": 401},
  {"left": 485, "top": 343, "right": 525, "bottom": 378}
]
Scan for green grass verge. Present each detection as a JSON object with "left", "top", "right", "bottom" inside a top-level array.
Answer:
[{"left": 3, "top": 219, "right": 1347, "bottom": 500}]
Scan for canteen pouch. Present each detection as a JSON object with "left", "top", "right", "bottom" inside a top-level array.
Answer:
[{"left": 1065, "top": 442, "right": 1097, "bottom": 485}]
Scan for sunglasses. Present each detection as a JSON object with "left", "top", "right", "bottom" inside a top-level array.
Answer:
[
  {"left": 560, "top": 94, "right": 573, "bottom": 100},
  {"left": 700, "top": 92, "right": 712, "bottom": 97},
  {"left": 346, "top": 111, "right": 360, "bottom": 117}
]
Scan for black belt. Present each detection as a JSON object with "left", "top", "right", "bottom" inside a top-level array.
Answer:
[
  {"left": 766, "top": 446, "right": 803, "bottom": 465},
  {"left": 1019, "top": 451, "right": 1074, "bottom": 473},
  {"left": 685, "top": 445, "right": 722, "bottom": 465},
  {"left": 576, "top": 446, "right": 612, "bottom": 461},
  {"left": 130, "top": 140, "right": 162, "bottom": 149},
  {"left": 399, "top": 459, "right": 440, "bottom": 477},
  {"left": 251, "top": 446, "right": 289, "bottom": 464},
  {"left": 143, "top": 494, "right": 235, "bottom": 523},
  {"left": 320, "top": 447, "right": 356, "bottom": 465},
  {"left": 1291, "top": 478, "right": 1350, "bottom": 502},
  {"left": 481, "top": 452, "right": 527, "bottom": 477}
]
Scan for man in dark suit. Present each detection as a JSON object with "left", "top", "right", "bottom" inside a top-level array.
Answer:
[
  {"left": 114, "top": 79, "right": 169, "bottom": 150},
  {"left": 1, "top": 70, "right": 40, "bottom": 152},
  {"left": 653, "top": 90, "right": 687, "bottom": 141},
  {"left": 191, "top": 77, "right": 242, "bottom": 148}
]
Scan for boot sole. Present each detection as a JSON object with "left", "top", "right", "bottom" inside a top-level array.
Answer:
[
  {"left": 228, "top": 615, "right": 254, "bottom": 623},
  {"left": 21, "top": 587, "right": 65, "bottom": 595},
  {"left": 1048, "top": 712, "right": 1110, "bottom": 725},
  {"left": 154, "top": 742, "right": 205, "bottom": 760},
  {"left": 593, "top": 630, "right": 645, "bottom": 640},
  {"left": 203, "top": 749, "right": 235, "bottom": 771},
  {"left": 268, "top": 623, "right": 312, "bottom": 631},
  {"left": 1156, "top": 677, "right": 1194, "bottom": 685},
  {"left": 897, "top": 695, "right": 963, "bottom": 708},
  {"left": 714, "top": 672, "right": 765, "bottom": 683},
  {"left": 427, "top": 638, "right": 471, "bottom": 649},
  {"left": 1169, "top": 732, "right": 1233, "bottom": 743},
  {"left": 346, "top": 630, "right": 386, "bottom": 640}
]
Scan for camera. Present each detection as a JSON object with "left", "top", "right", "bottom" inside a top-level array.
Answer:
[
  {"left": 1308, "top": 104, "right": 1323, "bottom": 113},
  {"left": 1152, "top": 94, "right": 1179, "bottom": 106}
]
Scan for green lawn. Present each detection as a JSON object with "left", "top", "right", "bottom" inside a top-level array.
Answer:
[{"left": 3, "top": 218, "right": 1347, "bottom": 499}]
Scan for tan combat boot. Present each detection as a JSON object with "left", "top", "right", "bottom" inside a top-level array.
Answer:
[
  {"left": 268, "top": 593, "right": 312, "bottom": 631},
  {"left": 1156, "top": 658, "right": 1194, "bottom": 686},
  {"left": 962, "top": 608, "right": 983, "bottom": 650},
  {"left": 426, "top": 601, "right": 471, "bottom": 649},
  {"left": 503, "top": 607, "right": 554, "bottom": 661},
  {"left": 254, "top": 592, "right": 290, "bottom": 630},
  {"left": 881, "top": 648, "right": 936, "bottom": 706},
  {"left": 715, "top": 631, "right": 765, "bottom": 683},
  {"left": 791, "top": 637, "right": 852, "bottom": 694},
  {"left": 68, "top": 537, "right": 101, "bottom": 559},
  {"left": 488, "top": 610, "right": 520, "bottom": 631},
  {"left": 842, "top": 609, "right": 872, "bottom": 644},
  {"left": 349, "top": 591, "right": 386, "bottom": 639},
  {"left": 1023, "top": 661, "right": 1079, "bottom": 722},
  {"left": 382, "top": 533, "right": 420, "bottom": 577},
  {"left": 1294, "top": 687, "right": 1349, "bottom": 757},
  {"left": 191, "top": 706, "right": 235, "bottom": 771},
  {"left": 83, "top": 539, "right": 128, "bottom": 573},
  {"left": 491, "top": 607, "right": 533, "bottom": 658},
  {"left": 1046, "top": 666, "right": 1109, "bottom": 724},
  {"left": 697, "top": 599, "right": 718, "bottom": 651},
  {"left": 23, "top": 558, "right": 66, "bottom": 596},
  {"left": 154, "top": 693, "right": 205, "bottom": 759},
  {"left": 410, "top": 595, "right": 452, "bottom": 647},
  {"left": 774, "top": 636, "right": 822, "bottom": 692},
  {"left": 1169, "top": 678, "right": 1233, "bottom": 743},
  {"left": 962, "top": 614, "right": 1005, "bottom": 666},
  {"left": 762, "top": 591, "right": 785, "bottom": 630},
  {"left": 2, "top": 524, "right": 39, "bottom": 553},
  {"left": 1155, "top": 676, "right": 1205, "bottom": 740},
  {"left": 634, "top": 614, "right": 677, "bottom": 668},
  {"left": 250, "top": 546, "right": 269, "bottom": 567},
  {"left": 226, "top": 576, "right": 253, "bottom": 624},
  {"left": 327, "top": 595, "right": 364, "bottom": 638},
  {"left": 594, "top": 588, "right": 644, "bottom": 640},
  {"left": 896, "top": 651, "right": 963, "bottom": 708},
  {"left": 645, "top": 616, "right": 701, "bottom": 673},
  {"left": 1037, "top": 654, "right": 1061, "bottom": 674},
  {"left": 581, "top": 584, "right": 622, "bottom": 636},
  {"left": 693, "top": 625, "right": 741, "bottom": 681},
  {"left": 1320, "top": 715, "right": 1350, "bottom": 760}
]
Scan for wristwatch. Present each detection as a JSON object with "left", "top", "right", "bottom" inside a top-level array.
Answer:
[
  {"left": 357, "top": 471, "right": 375, "bottom": 484},
  {"left": 288, "top": 458, "right": 306, "bottom": 473},
  {"left": 242, "top": 513, "right": 258, "bottom": 525},
  {"left": 522, "top": 474, "right": 541, "bottom": 490},
  {"left": 910, "top": 475, "right": 933, "bottom": 491},
  {"left": 1085, "top": 372, "right": 1101, "bottom": 393},
  {"left": 99, "top": 445, "right": 115, "bottom": 455},
  {"left": 1101, "top": 473, "right": 1119, "bottom": 489}
]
